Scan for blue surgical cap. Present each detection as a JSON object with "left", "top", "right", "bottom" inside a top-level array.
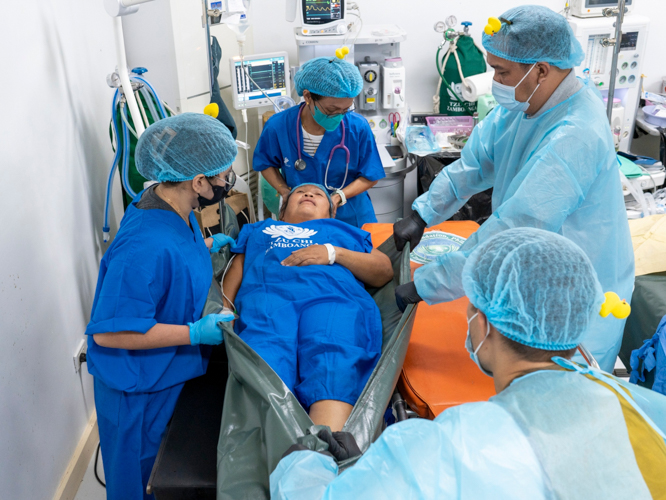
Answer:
[
  {"left": 482, "top": 5, "right": 585, "bottom": 69},
  {"left": 136, "top": 113, "right": 237, "bottom": 182},
  {"left": 295, "top": 57, "right": 363, "bottom": 98},
  {"left": 462, "top": 228, "right": 604, "bottom": 350},
  {"left": 292, "top": 183, "right": 334, "bottom": 212}
]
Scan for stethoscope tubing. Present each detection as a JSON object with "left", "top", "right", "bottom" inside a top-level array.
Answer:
[{"left": 295, "top": 103, "right": 350, "bottom": 191}]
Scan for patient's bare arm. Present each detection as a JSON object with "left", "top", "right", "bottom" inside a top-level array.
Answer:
[
  {"left": 222, "top": 254, "right": 244, "bottom": 310},
  {"left": 281, "top": 247, "right": 393, "bottom": 288}
]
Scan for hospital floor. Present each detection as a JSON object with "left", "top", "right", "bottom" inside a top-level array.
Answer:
[
  {"left": 72, "top": 359, "right": 630, "bottom": 499},
  {"left": 74, "top": 448, "right": 105, "bottom": 500}
]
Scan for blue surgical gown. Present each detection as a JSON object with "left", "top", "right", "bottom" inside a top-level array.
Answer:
[
  {"left": 253, "top": 105, "right": 385, "bottom": 227},
  {"left": 231, "top": 218, "right": 382, "bottom": 408},
  {"left": 85, "top": 193, "right": 212, "bottom": 500},
  {"left": 270, "top": 360, "right": 666, "bottom": 499},
  {"left": 412, "top": 79, "right": 635, "bottom": 372}
]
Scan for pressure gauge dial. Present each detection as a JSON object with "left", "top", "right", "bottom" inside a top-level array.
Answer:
[
  {"left": 364, "top": 70, "right": 377, "bottom": 83},
  {"left": 446, "top": 15, "right": 457, "bottom": 28},
  {"left": 434, "top": 21, "right": 447, "bottom": 33}
]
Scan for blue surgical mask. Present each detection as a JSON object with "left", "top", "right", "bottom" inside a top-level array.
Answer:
[
  {"left": 491, "top": 63, "right": 541, "bottom": 113},
  {"left": 310, "top": 102, "right": 344, "bottom": 132},
  {"left": 465, "top": 312, "right": 493, "bottom": 377}
]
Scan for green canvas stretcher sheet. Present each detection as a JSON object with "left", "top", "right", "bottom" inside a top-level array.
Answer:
[{"left": 209, "top": 236, "right": 417, "bottom": 500}]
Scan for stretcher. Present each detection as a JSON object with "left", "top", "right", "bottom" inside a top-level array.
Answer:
[
  {"left": 209, "top": 227, "right": 417, "bottom": 500},
  {"left": 149, "top": 214, "right": 495, "bottom": 499},
  {"left": 365, "top": 221, "right": 496, "bottom": 419}
]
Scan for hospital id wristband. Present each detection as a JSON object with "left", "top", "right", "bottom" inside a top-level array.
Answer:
[
  {"left": 324, "top": 243, "right": 336, "bottom": 265},
  {"left": 333, "top": 189, "right": 347, "bottom": 206}
]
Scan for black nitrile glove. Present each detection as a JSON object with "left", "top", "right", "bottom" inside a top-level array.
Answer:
[
  {"left": 393, "top": 212, "right": 427, "bottom": 252},
  {"left": 316, "top": 429, "right": 362, "bottom": 461},
  {"left": 395, "top": 281, "right": 423, "bottom": 312}
]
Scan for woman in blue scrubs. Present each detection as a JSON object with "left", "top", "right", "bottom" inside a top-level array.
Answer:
[
  {"left": 254, "top": 56, "right": 385, "bottom": 227},
  {"left": 222, "top": 183, "right": 394, "bottom": 431},
  {"left": 85, "top": 114, "right": 237, "bottom": 500}
]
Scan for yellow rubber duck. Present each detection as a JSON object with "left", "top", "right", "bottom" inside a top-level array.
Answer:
[
  {"left": 203, "top": 103, "right": 219, "bottom": 119},
  {"left": 335, "top": 46, "right": 350, "bottom": 60},
  {"left": 484, "top": 17, "right": 502, "bottom": 36},
  {"left": 599, "top": 291, "right": 631, "bottom": 319}
]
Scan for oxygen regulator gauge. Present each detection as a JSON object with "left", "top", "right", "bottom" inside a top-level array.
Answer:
[
  {"left": 434, "top": 21, "right": 447, "bottom": 33},
  {"left": 446, "top": 16, "right": 457, "bottom": 28},
  {"left": 364, "top": 70, "right": 377, "bottom": 83}
]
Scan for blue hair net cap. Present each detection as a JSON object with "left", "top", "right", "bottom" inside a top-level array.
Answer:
[
  {"left": 482, "top": 5, "right": 585, "bottom": 69},
  {"left": 136, "top": 113, "right": 237, "bottom": 182},
  {"left": 292, "top": 183, "right": 334, "bottom": 211},
  {"left": 462, "top": 228, "right": 605, "bottom": 350},
  {"left": 295, "top": 57, "right": 363, "bottom": 98}
]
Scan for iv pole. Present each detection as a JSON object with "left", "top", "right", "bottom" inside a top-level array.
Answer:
[
  {"left": 602, "top": 0, "right": 628, "bottom": 123},
  {"left": 104, "top": 0, "right": 158, "bottom": 137}
]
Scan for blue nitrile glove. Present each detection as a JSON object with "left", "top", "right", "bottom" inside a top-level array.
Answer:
[
  {"left": 188, "top": 312, "right": 235, "bottom": 345},
  {"left": 209, "top": 234, "right": 235, "bottom": 254}
]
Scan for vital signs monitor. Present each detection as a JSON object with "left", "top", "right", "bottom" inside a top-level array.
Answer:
[
  {"left": 229, "top": 52, "right": 290, "bottom": 110},
  {"left": 286, "top": 0, "right": 348, "bottom": 35}
]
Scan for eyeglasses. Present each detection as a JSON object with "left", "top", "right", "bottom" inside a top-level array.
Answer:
[
  {"left": 210, "top": 169, "right": 236, "bottom": 187},
  {"left": 315, "top": 102, "right": 356, "bottom": 117},
  {"left": 209, "top": 169, "right": 236, "bottom": 196}
]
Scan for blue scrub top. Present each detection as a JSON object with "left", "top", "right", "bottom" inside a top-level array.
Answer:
[
  {"left": 85, "top": 193, "right": 212, "bottom": 393},
  {"left": 253, "top": 105, "right": 385, "bottom": 227},
  {"left": 230, "top": 218, "right": 383, "bottom": 408},
  {"left": 231, "top": 218, "right": 376, "bottom": 305}
]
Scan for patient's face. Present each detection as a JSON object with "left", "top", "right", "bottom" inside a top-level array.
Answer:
[{"left": 282, "top": 185, "right": 331, "bottom": 223}]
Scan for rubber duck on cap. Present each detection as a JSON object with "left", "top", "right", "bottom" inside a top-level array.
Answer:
[
  {"left": 203, "top": 103, "right": 219, "bottom": 119},
  {"left": 484, "top": 17, "right": 502, "bottom": 36},
  {"left": 599, "top": 291, "right": 631, "bottom": 320},
  {"left": 335, "top": 46, "right": 350, "bottom": 60}
]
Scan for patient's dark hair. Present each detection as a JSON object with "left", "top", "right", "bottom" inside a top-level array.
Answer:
[
  {"left": 278, "top": 186, "right": 334, "bottom": 221},
  {"left": 499, "top": 334, "right": 577, "bottom": 363}
]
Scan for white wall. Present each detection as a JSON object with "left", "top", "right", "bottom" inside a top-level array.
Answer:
[
  {"left": 1, "top": 1, "right": 117, "bottom": 498},
  {"left": 252, "top": 0, "right": 666, "bottom": 112}
]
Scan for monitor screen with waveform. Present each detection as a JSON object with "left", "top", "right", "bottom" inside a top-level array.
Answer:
[
  {"left": 233, "top": 55, "right": 288, "bottom": 108},
  {"left": 303, "top": 0, "right": 343, "bottom": 24}
]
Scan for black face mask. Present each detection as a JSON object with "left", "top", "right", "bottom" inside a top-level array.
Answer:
[{"left": 197, "top": 184, "right": 226, "bottom": 207}]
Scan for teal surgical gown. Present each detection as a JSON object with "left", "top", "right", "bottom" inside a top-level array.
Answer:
[
  {"left": 253, "top": 105, "right": 385, "bottom": 227},
  {"left": 270, "top": 359, "right": 666, "bottom": 499},
  {"left": 412, "top": 79, "right": 634, "bottom": 372},
  {"left": 85, "top": 193, "right": 212, "bottom": 499}
]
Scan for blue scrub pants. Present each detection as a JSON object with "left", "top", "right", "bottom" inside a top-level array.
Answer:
[
  {"left": 240, "top": 300, "right": 381, "bottom": 408},
  {"left": 94, "top": 378, "right": 184, "bottom": 500}
]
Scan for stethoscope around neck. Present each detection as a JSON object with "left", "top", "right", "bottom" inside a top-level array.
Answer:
[{"left": 295, "top": 102, "right": 350, "bottom": 191}]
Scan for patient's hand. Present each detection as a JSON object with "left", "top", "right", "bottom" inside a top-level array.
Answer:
[{"left": 281, "top": 245, "right": 330, "bottom": 267}]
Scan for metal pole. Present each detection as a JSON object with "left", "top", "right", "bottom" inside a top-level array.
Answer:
[
  {"left": 391, "top": 391, "right": 409, "bottom": 422},
  {"left": 202, "top": 0, "right": 215, "bottom": 95},
  {"left": 605, "top": 0, "right": 627, "bottom": 122},
  {"left": 113, "top": 16, "right": 146, "bottom": 137}
]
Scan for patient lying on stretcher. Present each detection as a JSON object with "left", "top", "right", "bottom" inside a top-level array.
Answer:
[{"left": 222, "top": 183, "right": 393, "bottom": 431}]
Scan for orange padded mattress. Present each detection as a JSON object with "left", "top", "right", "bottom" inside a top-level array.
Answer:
[{"left": 364, "top": 221, "right": 496, "bottom": 419}]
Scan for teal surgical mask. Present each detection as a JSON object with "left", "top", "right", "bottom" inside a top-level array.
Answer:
[
  {"left": 310, "top": 102, "right": 344, "bottom": 132},
  {"left": 465, "top": 312, "right": 493, "bottom": 377}
]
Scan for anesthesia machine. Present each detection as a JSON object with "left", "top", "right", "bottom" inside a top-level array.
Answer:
[
  {"left": 568, "top": 11, "right": 649, "bottom": 152},
  {"left": 291, "top": 2, "right": 412, "bottom": 222}
]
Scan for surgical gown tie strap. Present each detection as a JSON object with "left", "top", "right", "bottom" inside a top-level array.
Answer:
[{"left": 553, "top": 357, "right": 666, "bottom": 440}]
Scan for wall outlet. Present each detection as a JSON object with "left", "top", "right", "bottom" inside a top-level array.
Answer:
[{"left": 73, "top": 339, "right": 87, "bottom": 373}]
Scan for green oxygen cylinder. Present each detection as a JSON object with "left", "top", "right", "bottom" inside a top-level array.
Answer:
[
  {"left": 438, "top": 34, "right": 487, "bottom": 116},
  {"left": 112, "top": 90, "right": 172, "bottom": 208}
]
